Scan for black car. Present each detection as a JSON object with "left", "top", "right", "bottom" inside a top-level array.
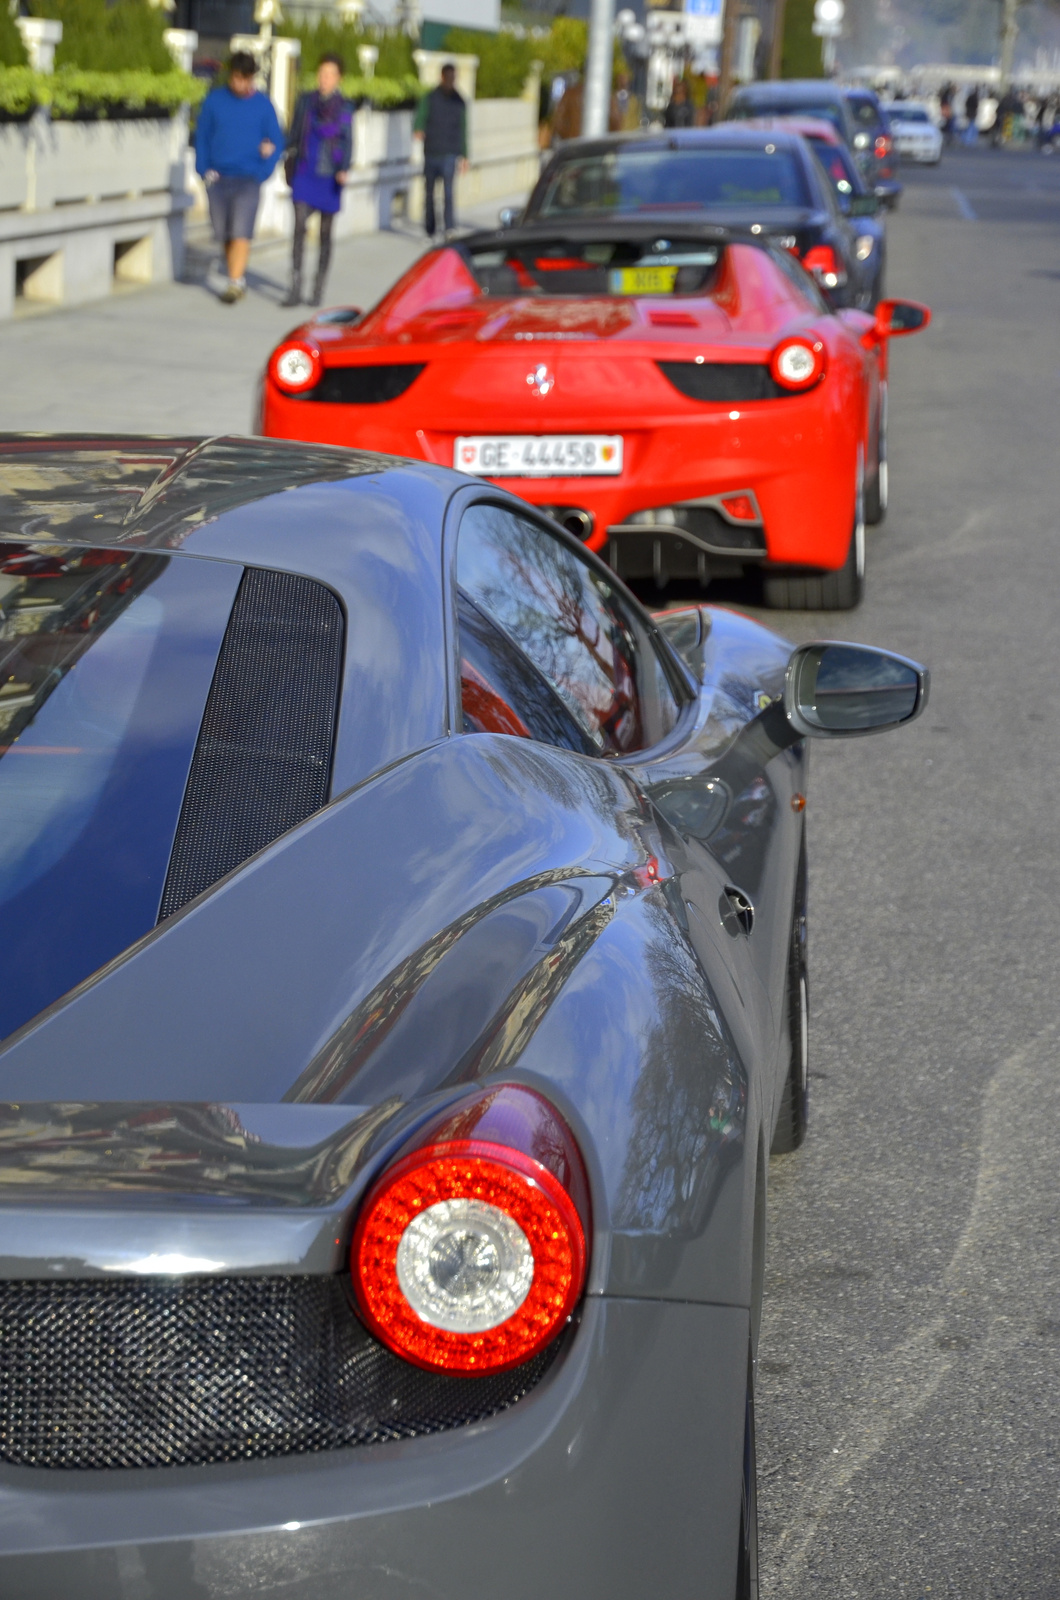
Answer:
[
  {"left": 724, "top": 79, "right": 902, "bottom": 207},
  {"left": 520, "top": 126, "right": 880, "bottom": 311}
]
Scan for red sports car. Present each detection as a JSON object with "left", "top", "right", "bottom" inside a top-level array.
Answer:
[{"left": 259, "top": 221, "right": 928, "bottom": 608}]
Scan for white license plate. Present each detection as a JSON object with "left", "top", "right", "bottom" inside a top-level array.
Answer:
[{"left": 455, "top": 435, "right": 623, "bottom": 478}]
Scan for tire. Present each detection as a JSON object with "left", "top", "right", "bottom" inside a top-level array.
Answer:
[
  {"left": 735, "top": 1345, "right": 760, "bottom": 1600},
  {"left": 761, "top": 515, "right": 864, "bottom": 610},
  {"left": 771, "top": 840, "right": 809, "bottom": 1154},
  {"left": 864, "top": 379, "right": 888, "bottom": 526}
]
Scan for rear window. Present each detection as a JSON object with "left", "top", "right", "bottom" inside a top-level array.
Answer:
[
  {"left": 728, "top": 97, "right": 845, "bottom": 137},
  {"left": 888, "top": 105, "right": 931, "bottom": 123},
  {"left": 465, "top": 236, "right": 722, "bottom": 297},
  {"left": 809, "top": 140, "right": 857, "bottom": 195},
  {"left": 534, "top": 146, "right": 810, "bottom": 217},
  {"left": 0, "top": 544, "right": 241, "bottom": 1040}
]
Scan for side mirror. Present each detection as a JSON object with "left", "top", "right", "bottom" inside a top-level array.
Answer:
[
  {"left": 784, "top": 641, "right": 928, "bottom": 737},
  {"left": 875, "top": 297, "right": 930, "bottom": 337},
  {"left": 498, "top": 207, "right": 520, "bottom": 229},
  {"left": 849, "top": 192, "right": 880, "bottom": 216}
]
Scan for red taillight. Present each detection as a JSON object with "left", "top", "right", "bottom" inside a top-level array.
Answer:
[
  {"left": 801, "top": 244, "right": 846, "bottom": 291},
  {"left": 770, "top": 336, "right": 826, "bottom": 392},
  {"left": 719, "top": 492, "right": 759, "bottom": 522},
  {"left": 875, "top": 134, "right": 892, "bottom": 158},
  {"left": 351, "top": 1086, "right": 589, "bottom": 1374},
  {"left": 269, "top": 340, "right": 323, "bottom": 394}
]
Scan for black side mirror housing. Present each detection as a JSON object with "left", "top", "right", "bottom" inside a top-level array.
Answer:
[{"left": 784, "top": 642, "right": 929, "bottom": 737}]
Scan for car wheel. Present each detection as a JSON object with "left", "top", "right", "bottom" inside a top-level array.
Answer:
[
  {"left": 864, "top": 379, "right": 888, "bottom": 525},
  {"left": 735, "top": 1345, "right": 760, "bottom": 1600},
  {"left": 762, "top": 516, "right": 864, "bottom": 610},
  {"left": 771, "top": 840, "right": 808, "bottom": 1154}
]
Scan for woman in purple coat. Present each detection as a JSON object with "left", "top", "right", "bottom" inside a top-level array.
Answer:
[{"left": 282, "top": 55, "right": 354, "bottom": 307}]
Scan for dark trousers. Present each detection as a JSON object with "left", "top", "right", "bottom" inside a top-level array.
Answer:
[
  {"left": 424, "top": 154, "right": 457, "bottom": 237},
  {"left": 292, "top": 202, "right": 335, "bottom": 290}
]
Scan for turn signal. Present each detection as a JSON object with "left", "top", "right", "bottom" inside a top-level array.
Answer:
[
  {"left": 770, "top": 336, "right": 826, "bottom": 392},
  {"left": 351, "top": 1085, "right": 590, "bottom": 1374},
  {"left": 269, "top": 341, "right": 323, "bottom": 394}
]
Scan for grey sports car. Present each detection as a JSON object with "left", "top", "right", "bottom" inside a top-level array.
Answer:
[{"left": 0, "top": 436, "right": 927, "bottom": 1599}]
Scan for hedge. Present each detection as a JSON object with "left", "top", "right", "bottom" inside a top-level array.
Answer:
[
  {"left": 296, "top": 70, "right": 422, "bottom": 109},
  {"left": 0, "top": 5, "right": 28, "bottom": 68},
  {"left": 27, "top": 0, "right": 174, "bottom": 73},
  {"left": 0, "top": 65, "right": 205, "bottom": 118},
  {"left": 780, "top": 0, "right": 824, "bottom": 78},
  {"left": 287, "top": 17, "right": 417, "bottom": 83}
]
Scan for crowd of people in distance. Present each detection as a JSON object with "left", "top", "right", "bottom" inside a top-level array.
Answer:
[{"left": 933, "top": 79, "right": 1060, "bottom": 150}]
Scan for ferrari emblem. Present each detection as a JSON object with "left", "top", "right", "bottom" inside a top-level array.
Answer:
[{"left": 526, "top": 364, "right": 555, "bottom": 396}]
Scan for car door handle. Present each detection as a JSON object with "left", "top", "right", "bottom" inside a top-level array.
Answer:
[{"left": 720, "top": 885, "right": 754, "bottom": 938}]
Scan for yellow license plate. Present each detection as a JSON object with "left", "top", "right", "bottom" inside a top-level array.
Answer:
[{"left": 609, "top": 265, "right": 680, "bottom": 295}]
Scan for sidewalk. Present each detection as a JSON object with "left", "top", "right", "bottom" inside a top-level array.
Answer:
[{"left": 0, "top": 191, "right": 526, "bottom": 437}]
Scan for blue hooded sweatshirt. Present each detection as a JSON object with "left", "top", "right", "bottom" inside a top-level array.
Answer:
[{"left": 195, "top": 86, "right": 283, "bottom": 184}]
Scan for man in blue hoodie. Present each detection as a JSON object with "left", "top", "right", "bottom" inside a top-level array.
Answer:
[{"left": 196, "top": 52, "right": 283, "bottom": 303}]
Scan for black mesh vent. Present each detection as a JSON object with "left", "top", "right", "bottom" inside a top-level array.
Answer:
[
  {"left": 159, "top": 567, "right": 343, "bottom": 920},
  {"left": 0, "top": 1276, "right": 559, "bottom": 1470},
  {"left": 309, "top": 364, "right": 426, "bottom": 405},
  {"left": 657, "top": 361, "right": 788, "bottom": 403}
]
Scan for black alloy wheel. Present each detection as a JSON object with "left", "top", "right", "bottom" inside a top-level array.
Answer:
[
  {"left": 735, "top": 1344, "right": 760, "bottom": 1600},
  {"left": 771, "top": 839, "right": 809, "bottom": 1154}
]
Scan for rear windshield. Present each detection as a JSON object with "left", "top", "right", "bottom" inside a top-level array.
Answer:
[
  {"left": 728, "top": 97, "right": 845, "bottom": 136},
  {"left": 534, "top": 146, "right": 811, "bottom": 217},
  {"left": 888, "top": 105, "right": 930, "bottom": 123},
  {"left": 0, "top": 543, "right": 240, "bottom": 1040},
  {"left": 809, "top": 139, "right": 858, "bottom": 195},
  {"left": 465, "top": 236, "right": 722, "bottom": 297}
]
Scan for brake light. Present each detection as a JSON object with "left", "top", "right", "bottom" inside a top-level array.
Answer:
[
  {"left": 269, "top": 340, "right": 323, "bottom": 394},
  {"left": 351, "top": 1085, "right": 589, "bottom": 1373},
  {"left": 770, "top": 336, "right": 826, "bottom": 391},
  {"left": 875, "top": 134, "right": 892, "bottom": 158},
  {"left": 801, "top": 245, "right": 846, "bottom": 291},
  {"left": 720, "top": 492, "right": 759, "bottom": 522}
]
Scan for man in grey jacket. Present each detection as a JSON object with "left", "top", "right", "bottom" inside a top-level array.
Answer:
[{"left": 413, "top": 64, "right": 467, "bottom": 240}]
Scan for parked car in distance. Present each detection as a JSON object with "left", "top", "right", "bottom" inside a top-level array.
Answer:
[
  {"left": 725, "top": 80, "right": 902, "bottom": 207},
  {"left": 882, "top": 101, "right": 943, "bottom": 164},
  {"left": 740, "top": 116, "right": 886, "bottom": 308},
  {"left": 0, "top": 434, "right": 929, "bottom": 1600}
]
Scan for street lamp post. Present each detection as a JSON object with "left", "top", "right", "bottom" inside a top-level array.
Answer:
[
  {"left": 582, "top": 0, "right": 616, "bottom": 137},
  {"left": 811, "top": 0, "right": 843, "bottom": 74}
]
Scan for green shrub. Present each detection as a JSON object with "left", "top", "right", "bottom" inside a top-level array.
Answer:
[
  {"left": 288, "top": 18, "right": 416, "bottom": 83},
  {"left": 537, "top": 17, "right": 588, "bottom": 79},
  {"left": 295, "top": 67, "right": 421, "bottom": 108},
  {"left": 0, "top": 5, "right": 28, "bottom": 68},
  {"left": 440, "top": 26, "right": 535, "bottom": 97},
  {"left": 27, "top": 0, "right": 175, "bottom": 73},
  {"left": 0, "top": 63, "right": 205, "bottom": 116}
]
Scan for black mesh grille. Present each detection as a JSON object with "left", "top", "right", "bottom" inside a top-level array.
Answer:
[
  {"left": 309, "top": 364, "right": 426, "bottom": 405},
  {"left": 0, "top": 1276, "right": 558, "bottom": 1470},
  {"left": 159, "top": 567, "right": 343, "bottom": 920},
  {"left": 657, "top": 360, "right": 788, "bottom": 402}
]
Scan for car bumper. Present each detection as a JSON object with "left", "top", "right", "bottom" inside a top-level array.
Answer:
[
  {"left": 262, "top": 386, "right": 858, "bottom": 571},
  {"left": 0, "top": 1296, "right": 748, "bottom": 1600}
]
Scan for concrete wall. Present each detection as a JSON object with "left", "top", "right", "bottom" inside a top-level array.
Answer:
[{"left": 0, "top": 112, "right": 190, "bottom": 320}]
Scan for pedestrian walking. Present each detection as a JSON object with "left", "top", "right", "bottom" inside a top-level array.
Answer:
[
  {"left": 282, "top": 54, "right": 353, "bottom": 308},
  {"left": 963, "top": 85, "right": 980, "bottom": 145},
  {"left": 663, "top": 79, "right": 695, "bottom": 129},
  {"left": 413, "top": 63, "right": 467, "bottom": 242},
  {"left": 195, "top": 51, "right": 283, "bottom": 304}
]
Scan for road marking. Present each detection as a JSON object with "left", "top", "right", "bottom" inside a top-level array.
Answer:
[
  {"left": 764, "top": 1020, "right": 1060, "bottom": 1593},
  {"left": 950, "top": 186, "right": 978, "bottom": 220}
]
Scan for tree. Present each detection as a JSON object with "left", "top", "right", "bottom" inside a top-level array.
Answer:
[{"left": 780, "top": 0, "right": 824, "bottom": 77}]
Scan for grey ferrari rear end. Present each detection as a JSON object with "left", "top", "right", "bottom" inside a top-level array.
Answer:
[{"left": 0, "top": 436, "right": 926, "bottom": 1599}]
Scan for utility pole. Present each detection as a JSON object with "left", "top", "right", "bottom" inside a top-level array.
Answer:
[
  {"left": 582, "top": 0, "right": 616, "bottom": 137},
  {"left": 718, "top": 0, "right": 741, "bottom": 112},
  {"left": 769, "top": 0, "right": 787, "bottom": 79},
  {"left": 999, "top": 0, "right": 1018, "bottom": 88}
]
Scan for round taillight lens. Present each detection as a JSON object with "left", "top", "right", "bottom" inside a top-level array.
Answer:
[
  {"left": 352, "top": 1136, "right": 587, "bottom": 1373},
  {"left": 270, "top": 341, "right": 322, "bottom": 393},
  {"left": 771, "top": 336, "right": 826, "bottom": 391}
]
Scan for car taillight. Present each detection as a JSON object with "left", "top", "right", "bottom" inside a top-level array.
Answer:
[
  {"left": 269, "top": 340, "right": 323, "bottom": 394},
  {"left": 801, "top": 244, "right": 846, "bottom": 291},
  {"left": 770, "top": 335, "right": 826, "bottom": 392},
  {"left": 875, "top": 134, "right": 892, "bottom": 158},
  {"left": 351, "top": 1085, "right": 589, "bottom": 1374}
]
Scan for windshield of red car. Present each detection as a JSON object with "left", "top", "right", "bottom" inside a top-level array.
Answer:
[
  {"left": 464, "top": 236, "right": 723, "bottom": 296},
  {"left": 534, "top": 147, "right": 811, "bottom": 217}
]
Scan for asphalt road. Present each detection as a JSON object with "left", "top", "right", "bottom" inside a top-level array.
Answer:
[
  {"left": 2, "top": 144, "right": 1059, "bottom": 1598},
  {"left": 755, "top": 146, "right": 1060, "bottom": 1599}
]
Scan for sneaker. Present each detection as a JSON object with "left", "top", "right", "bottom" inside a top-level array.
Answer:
[{"left": 219, "top": 280, "right": 245, "bottom": 304}]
